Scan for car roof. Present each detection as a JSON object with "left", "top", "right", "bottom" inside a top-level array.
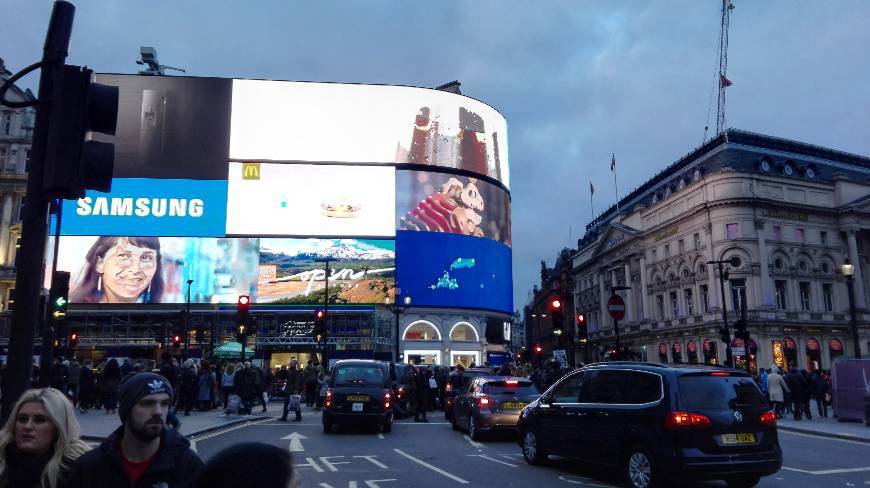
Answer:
[
  {"left": 581, "top": 361, "right": 750, "bottom": 376},
  {"left": 333, "top": 360, "right": 389, "bottom": 368}
]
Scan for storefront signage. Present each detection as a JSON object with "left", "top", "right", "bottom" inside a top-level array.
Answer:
[
  {"left": 767, "top": 210, "right": 808, "bottom": 222},
  {"left": 654, "top": 227, "right": 678, "bottom": 242}
]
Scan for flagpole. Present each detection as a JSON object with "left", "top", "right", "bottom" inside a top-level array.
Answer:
[{"left": 612, "top": 153, "right": 619, "bottom": 212}]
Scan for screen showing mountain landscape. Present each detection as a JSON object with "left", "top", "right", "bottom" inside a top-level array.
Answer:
[{"left": 256, "top": 238, "right": 396, "bottom": 304}]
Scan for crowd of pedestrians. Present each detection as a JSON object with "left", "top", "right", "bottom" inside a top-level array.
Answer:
[
  {"left": 758, "top": 366, "right": 832, "bottom": 420},
  {"left": 0, "top": 370, "right": 298, "bottom": 488}
]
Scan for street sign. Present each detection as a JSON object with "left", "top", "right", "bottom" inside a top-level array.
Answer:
[{"left": 607, "top": 294, "right": 626, "bottom": 321}]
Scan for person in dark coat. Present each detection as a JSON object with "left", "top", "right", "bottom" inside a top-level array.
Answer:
[
  {"left": 65, "top": 372, "right": 203, "bottom": 488},
  {"left": 101, "top": 359, "right": 123, "bottom": 414},
  {"left": 178, "top": 359, "right": 198, "bottom": 416},
  {"left": 186, "top": 442, "right": 296, "bottom": 488},
  {"left": 784, "top": 368, "right": 807, "bottom": 420},
  {"left": 413, "top": 366, "right": 430, "bottom": 422},
  {"left": 279, "top": 363, "right": 303, "bottom": 422},
  {"left": 78, "top": 360, "right": 96, "bottom": 413}
]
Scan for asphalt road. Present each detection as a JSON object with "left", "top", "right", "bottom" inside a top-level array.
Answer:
[{"left": 193, "top": 408, "right": 870, "bottom": 487}]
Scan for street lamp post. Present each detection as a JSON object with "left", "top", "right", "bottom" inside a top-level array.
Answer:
[
  {"left": 315, "top": 257, "right": 339, "bottom": 366},
  {"left": 708, "top": 257, "right": 740, "bottom": 367},
  {"left": 184, "top": 279, "right": 193, "bottom": 355},
  {"left": 841, "top": 259, "right": 862, "bottom": 359},
  {"left": 385, "top": 292, "right": 411, "bottom": 362}
]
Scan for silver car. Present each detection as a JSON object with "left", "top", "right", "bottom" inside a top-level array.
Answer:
[{"left": 451, "top": 376, "right": 540, "bottom": 440}]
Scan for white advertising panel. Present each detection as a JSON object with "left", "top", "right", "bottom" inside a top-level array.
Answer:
[
  {"left": 226, "top": 162, "right": 396, "bottom": 237},
  {"left": 229, "top": 79, "right": 510, "bottom": 188}
]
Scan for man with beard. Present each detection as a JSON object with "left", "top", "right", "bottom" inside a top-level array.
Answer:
[{"left": 66, "top": 372, "right": 203, "bottom": 487}]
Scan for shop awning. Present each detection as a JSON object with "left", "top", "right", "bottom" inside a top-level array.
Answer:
[{"left": 212, "top": 341, "right": 255, "bottom": 358}]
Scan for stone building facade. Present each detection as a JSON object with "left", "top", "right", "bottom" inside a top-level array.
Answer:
[
  {"left": 572, "top": 129, "right": 869, "bottom": 372},
  {"left": 0, "top": 58, "right": 36, "bottom": 311}
]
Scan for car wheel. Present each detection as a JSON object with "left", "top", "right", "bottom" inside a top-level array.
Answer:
[
  {"left": 725, "top": 476, "right": 761, "bottom": 488},
  {"left": 451, "top": 413, "right": 460, "bottom": 431},
  {"left": 521, "top": 429, "right": 547, "bottom": 465},
  {"left": 624, "top": 445, "right": 657, "bottom": 488},
  {"left": 468, "top": 415, "right": 482, "bottom": 441},
  {"left": 323, "top": 422, "right": 332, "bottom": 434}
]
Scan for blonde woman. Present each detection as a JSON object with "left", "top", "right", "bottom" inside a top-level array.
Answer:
[{"left": 0, "top": 388, "right": 89, "bottom": 488}]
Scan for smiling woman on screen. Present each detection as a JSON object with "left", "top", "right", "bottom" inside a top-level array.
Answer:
[{"left": 70, "top": 236, "right": 165, "bottom": 304}]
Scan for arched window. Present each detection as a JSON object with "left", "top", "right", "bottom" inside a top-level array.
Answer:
[
  {"left": 449, "top": 322, "right": 479, "bottom": 341},
  {"left": 403, "top": 321, "right": 441, "bottom": 341}
]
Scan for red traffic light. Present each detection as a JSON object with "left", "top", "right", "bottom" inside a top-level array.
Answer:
[
  {"left": 172, "top": 334, "right": 182, "bottom": 345},
  {"left": 534, "top": 344, "right": 543, "bottom": 354},
  {"left": 238, "top": 295, "right": 250, "bottom": 306},
  {"left": 70, "top": 333, "right": 77, "bottom": 341},
  {"left": 550, "top": 298, "right": 562, "bottom": 310},
  {"left": 576, "top": 313, "right": 585, "bottom": 324},
  {"left": 315, "top": 309, "right": 326, "bottom": 320},
  {"left": 69, "top": 332, "right": 78, "bottom": 347}
]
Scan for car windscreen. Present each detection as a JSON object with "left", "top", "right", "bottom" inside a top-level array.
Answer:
[
  {"left": 334, "top": 366, "right": 385, "bottom": 387},
  {"left": 678, "top": 374, "right": 767, "bottom": 410},
  {"left": 483, "top": 381, "right": 538, "bottom": 395}
]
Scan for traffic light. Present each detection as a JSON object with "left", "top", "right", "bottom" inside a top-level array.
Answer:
[
  {"left": 313, "top": 309, "right": 327, "bottom": 341},
  {"left": 534, "top": 344, "right": 543, "bottom": 355},
  {"left": 42, "top": 64, "right": 118, "bottom": 199},
  {"left": 171, "top": 332, "right": 182, "bottom": 347},
  {"left": 237, "top": 295, "right": 250, "bottom": 328},
  {"left": 48, "top": 271, "right": 70, "bottom": 322},
  {"left": 549, "top": 297, "right": 564, "bottom": 334},
  {"left": 69, "top": 332, "right": 78, "bottom": 348},
  {"left": 576, "top": 313, "right": 587, "bottom": 340},
  {"left": 719, "top": 326, "right": 730, "bottom": 345}
]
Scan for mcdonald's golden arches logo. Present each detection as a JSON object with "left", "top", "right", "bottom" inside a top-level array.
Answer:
[{"left": 242, "top": 162, "right": 260, "bottom": 180}]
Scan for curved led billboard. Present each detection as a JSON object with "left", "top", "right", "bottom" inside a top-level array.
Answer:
[
  {"left": 395, "top": 231, "right": 512, "bottom": 314},
  {"left": 229, "top": 79, "right": 510, "bottom": 188},
  {"left": 60, "top": 74, "right": 513, "bottom": 313}
]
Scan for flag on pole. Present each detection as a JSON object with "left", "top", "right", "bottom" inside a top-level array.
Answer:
[
  {"left": 719, "top": 73, "right": 733, "bottom": 87},
  {"left": 610, "top": 153, "right": 616, "bottom": 171},
  {"left": 589, "top": 180, "right": 594, "bottom": 195}
]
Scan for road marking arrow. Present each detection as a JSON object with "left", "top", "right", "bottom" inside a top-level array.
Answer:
[{"left": 281, "top": 432, "right": 307, "bottom": 452}]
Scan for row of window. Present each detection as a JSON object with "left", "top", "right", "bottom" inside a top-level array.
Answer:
[
  {"left": 651, "top": 232, "right": 703, "bottom": 262},
  {"left": 775, "top": 280, "right": 835, "bottom": 312}
]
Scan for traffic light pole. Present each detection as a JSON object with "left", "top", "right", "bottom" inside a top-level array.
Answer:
[
  {"left": 0, "top": 2, "right": 74, "bottom": 422},
  {"left": 715, "top": 260, "right": 734, "bottom": 368}
]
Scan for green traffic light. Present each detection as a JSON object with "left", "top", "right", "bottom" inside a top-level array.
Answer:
[{"left": 54, "top": 296, "right": 67, "bottom": 308}]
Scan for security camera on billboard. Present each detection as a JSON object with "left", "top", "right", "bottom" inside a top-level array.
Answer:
[
  {"left": 396, "top": 170, "right": 511, "bottom": 247},
  {"left": 257, "top": 238, "right": 395, "bottom": 304},
  {"left": 229, "top": 80, "right": 510, "bottom": 188},
  {"left": 49, "top": 236, "right": 259, "bottom": 304}
]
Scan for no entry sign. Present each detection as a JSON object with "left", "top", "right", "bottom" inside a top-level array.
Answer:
[{"left": 607, "top": 294, "right": 626, "bottom": 321}]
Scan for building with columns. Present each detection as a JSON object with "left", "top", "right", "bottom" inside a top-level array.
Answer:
[
  {"left": 572, "top": 129, "right": 869, "bottom": 372},
  {"left": 0, "top": 58, "right": 35, "bottom": 311}
]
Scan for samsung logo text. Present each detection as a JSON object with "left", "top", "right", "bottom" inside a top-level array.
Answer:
[{"left": 76, "top": 197, "right": 205, "bottom": 218}]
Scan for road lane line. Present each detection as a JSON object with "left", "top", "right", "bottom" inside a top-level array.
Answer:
[
  {"left": 778, "top": 430, "right": 870, "bottom": 446},
  {"left": 781, "top": 467, "right": 813, "bottom": 474},
  {"left": 462, "top": 434, "right": 484, "bottom": 449},
  {"left": 393, "top": 449, "right": 469, "bottom": 484},
  {"left": 468, "top": 454, "right": 518, "bottom": 467},
  {"left": 783, "top": 466, "right": 870, "bottom": 475}
]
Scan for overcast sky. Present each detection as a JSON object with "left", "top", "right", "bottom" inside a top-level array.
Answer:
[{"left": 3, "top": 0, "right": 870, "bottom": 312}]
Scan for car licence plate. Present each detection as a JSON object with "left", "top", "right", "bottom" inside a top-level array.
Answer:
[
  {"left": 720, "top": 433, "right": 756, "bottom": 445},
  {"left": 347, "top": 395, "right": 369, "bottom": 402},
  {"left": 352, "top": 403, "right": 364, "bottom": 412},
  {"left": 502, "top": 402, "right": 526, "bottom": 410}
]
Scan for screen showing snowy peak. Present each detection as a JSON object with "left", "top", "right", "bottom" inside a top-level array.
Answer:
[{"left": 396, "top": 170, "right": 511, "bottom": 247}]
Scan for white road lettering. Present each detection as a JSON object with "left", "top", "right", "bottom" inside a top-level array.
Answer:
[
  {"left": 282, "top": 432, "right": 307, "bottom": 452},
  {"left": 365, "top": 480, "right": 397, "bottom": 487},
  {"left": 377, "top": 433, "right": 384, "bottom": 439},
  {"left": 319, "top": 456, "right": 351, "bottom": 472},
  {"left": 354, "top": 455, "right": 389, "bottom": 469},
  {"left": 467, "top": 454, "right": 517, "bottom": 467},
  {"left": 393, "top": 449, "right": 469, "bottom": 484},
  {"left": 295, "top": 457, "right": 324, "bottom": 473}
]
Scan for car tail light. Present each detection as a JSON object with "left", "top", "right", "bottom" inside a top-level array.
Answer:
[
  {"left": 324, "top": 389, "right": 334, "bottom": 409},
  {"left": 710, "top": 372, "right": 730, "bottom": 376},
  {"left": 397, "top": 386, "right": 404, "bottom": 399},
  {"left": 760, "top": 410, "right": 777, "bottom": 426},
  {"left": 505, "top": 380, "right": 518, "bottom": 385},
  {"left": 665, "top": 411, "right": 712, "bottom": 430},
  {"left": 478, "top": 396, "right": 491, "bottom": 406},
  {"left": 384, "top": 391, "right": 391, "bottom": 409},
  {"left": 446, "top": 384, "right": 453, "bottom": 393}
]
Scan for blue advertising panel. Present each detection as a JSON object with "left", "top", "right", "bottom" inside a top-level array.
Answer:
[
  {"left": 59, "top": 178, "right": 228, "bottom": 237},
  {"left": 396, "top": 231, "right": 512, "bottom": 313}
]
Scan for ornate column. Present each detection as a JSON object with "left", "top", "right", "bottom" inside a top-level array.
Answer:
[
  {"left": 599, "top": 269, "right": 608, "bottom": 330},
  {"left": 0, "top": 193, "right": 12, "bottom": 266},
  {"left": 755, "top": 220, "right": 772, "bottom": 307},
  {"left": 623, "top": 262, "right": 634, "bottom": 322},
  {"left": 845, "top": 228, "right": 867, "bottom": 309},
  {"left": 639, "top": 255, "right": 650, "bottom": 320}
]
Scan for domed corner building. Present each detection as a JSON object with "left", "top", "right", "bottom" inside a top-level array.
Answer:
[
  {"left": 40, "top": 74, "right": 513, "bottom": 369},
  {"left": 570, "top": 129, "right": 868, "bottom": 372}
]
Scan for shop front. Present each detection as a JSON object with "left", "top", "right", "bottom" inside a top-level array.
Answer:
[
  {"left": 402, "top": 320, "right": 442, "bottom": 364},
  {"left": 732, "top": 337, "right": 757, "bottom": 373},
  {"left": 658, "top": 343, "right": 668, "bottom": 363},
  {"left": 703, "top": 339, "right": 718, "bottom": 365},
  {"left": 671, "top": 342, "right": 683, "bottom": 363},
  {"left": 805, "top": 338, "right": 821, "bottom": 372},
  {"left": 686, "top": 340, "right": 699, "bottom": 364}
]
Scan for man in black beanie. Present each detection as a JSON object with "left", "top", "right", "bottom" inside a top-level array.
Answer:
[{"left": 66, "top": 372, "right": 203, "bottom": 487}]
